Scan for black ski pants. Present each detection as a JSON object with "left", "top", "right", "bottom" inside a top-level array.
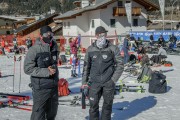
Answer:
[
  {"left": 89, "top": 80, "right": 115, "bottom": 120},
  {"left": 31, "top": 87, "right": 58, "bottom": 120},
  {"left": 1, "top": 47, "right": 5, "bottom": 55}
]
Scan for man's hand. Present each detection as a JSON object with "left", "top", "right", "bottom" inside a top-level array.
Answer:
[
  {"left": 81, "top": 85, "right": 89, "bottom": 97},
  {"left": 48, "top": 66, "right": 56, "bottom": 76}
]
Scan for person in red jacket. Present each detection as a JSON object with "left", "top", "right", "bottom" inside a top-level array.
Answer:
[
  {"left": 1, "top": 38, "right": 6, "bottom": 55},
  {"left": 69, "top": 37, "right": 78, "bottom": 77}
]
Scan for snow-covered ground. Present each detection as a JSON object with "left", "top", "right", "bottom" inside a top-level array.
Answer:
[{"left": 0, "top": 53, "right": 180, "bottom": 120}]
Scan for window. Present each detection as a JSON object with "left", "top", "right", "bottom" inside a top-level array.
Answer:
[
  {"left": 92, "top": 20, "right": 95, "bottom": 28},
  {"left": 6, "top": 31, "right": 10, "bottom": 34},
  {"left": 126, "top": 1, "right": 131, "bottom": 3},
  {"left": 63, "top": 22, "right": 66, "bottom": 28},
  {"left": 6, "top": 23, "right": 9, "bottom": 26},
  {"left": 133, "top": 19, "right": 138, "bottom": 26},
  {"left": 117, "top": 0, "right": 123, "bottom": 7},
  {"left": 68, "top": 22, "right": 70, "bottom": 28},
  {"left": 110, "top": 19, "right": 116, "bottom": 28}
]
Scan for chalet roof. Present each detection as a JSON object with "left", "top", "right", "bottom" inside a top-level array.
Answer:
[
  {"left": 134, "top": 0, "right": 159, "bottom": 11},
  {"left": 54, "top": 0, "right": 159, "bottom": 20},
  {"left": 15, "top": 13, "right": 58, "bottom": 34},
  {"left": 54, "top": 0, "right": 117, "bottom": 20}
]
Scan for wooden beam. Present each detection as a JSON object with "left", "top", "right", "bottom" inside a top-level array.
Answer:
[
  {"left": 100, "top": 6, "right": 107, "bottom": 9},
  {"left": 77, "top": 13, "right": 82, "bottom": 16}
]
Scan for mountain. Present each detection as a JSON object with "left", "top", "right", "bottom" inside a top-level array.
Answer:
[
  {"left": 0, "top": 0, "right": 178, "bottom": 16},
  {"left": 0, "top": 0, "right": 76, "bottom": 15}
]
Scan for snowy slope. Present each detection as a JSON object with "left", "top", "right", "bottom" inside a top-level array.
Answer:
[{"left": 0, "top": 54, "right": 180, "bottom": 120}]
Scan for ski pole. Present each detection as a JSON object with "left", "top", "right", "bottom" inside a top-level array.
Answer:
[
  {"left": 13, "top": 56, "right": 16, "bottom": 92},
  {"left": 77, "top": 34, "right": 81, "bottom": 76},
  {"left": 19, "top": 56, "right": 22, "bottom": 93},
  {"left": 78, "top": 57, "right": 81, "bottom": 76}
]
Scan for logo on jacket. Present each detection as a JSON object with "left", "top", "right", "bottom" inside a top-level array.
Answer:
[
  {"left": 93, "top": 55, "right": 97, "bottom": 59},
  {"left": 53, "top": 56, "right": 56, "bottom": 60},
  {"left": 102, "top": 55, "right": 108, "bottom": 59},
  {"left": 43, "top": 57, "right": 49, "bottom": 61}
]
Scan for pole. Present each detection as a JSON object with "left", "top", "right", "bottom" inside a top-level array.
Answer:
[
  {"left": 13, "top": 56, "right": 16, "bottom": 92},
  {"left": 78, "top": 34, "right": 81, "bottom": 77},
  {"left": 162, "top": 0, "right": 164, "bottom": 31},
  {"left": 171, "top": 0, "right": 178, "bottom": 31},
  {"left": 19, "top": 56, "right": 22, "bottom": 93}
]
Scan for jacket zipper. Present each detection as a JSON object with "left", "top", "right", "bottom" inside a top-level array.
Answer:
[
  {"left": 48, "top": 45, "right": 55, "bottom": 85},
  {"left": 99, "top": 49, "right": 102, "bottom": 82}
]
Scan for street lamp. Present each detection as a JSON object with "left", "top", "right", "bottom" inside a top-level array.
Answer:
[{"left": 171, "top": 0, "right": 178, "bottom": 31}]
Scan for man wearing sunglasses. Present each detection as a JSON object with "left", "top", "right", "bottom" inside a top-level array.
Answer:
[
  {"left": 82, "top": 26, "right": 124, "bottom": 120},
  {"left": 24, "top": 25, "right": 59, "bottom": 120}
]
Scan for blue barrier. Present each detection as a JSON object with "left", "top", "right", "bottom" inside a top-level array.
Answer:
[{"left": 131, "top": 31, "right": 180, "bottom": 41}]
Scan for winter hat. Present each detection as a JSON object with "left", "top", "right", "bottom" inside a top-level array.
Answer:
[
  {"left": 40, "top": 26, "right": 52, "bottom": 35},
  {"left": 95, "top": 26, "right": 108, "bottom": 35}
]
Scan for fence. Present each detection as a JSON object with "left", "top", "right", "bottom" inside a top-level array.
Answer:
[{"left": 0, "top": 35, "right": 67, "bottom": 52}]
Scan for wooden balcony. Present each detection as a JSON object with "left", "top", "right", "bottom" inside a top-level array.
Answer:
[
  {"left": 113, "top": 7, "right": 141, "bottom": 16},
  {"left": 0, "top": 25, "right": 13, "bottom": 29}
]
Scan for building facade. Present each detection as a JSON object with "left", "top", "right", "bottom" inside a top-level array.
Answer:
[
  {"left": 0, "top": 16, "right": 35, "bottom": 35},
  {"left": 54, "top": 0, "right": 159, "bottom": 48}
]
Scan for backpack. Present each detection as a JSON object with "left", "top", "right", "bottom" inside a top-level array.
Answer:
[
  {"left": 129, "top": 54, "right": 136, "bottom": 62},
  {"left": 137, "top": 64, "right": 152, "bottom": 83},
  {"left": 150, "top": 55, "right": 161, "bottom": 64},
  {"left": 58, "top": 78, "right": 70, "bottom": 96},
  {"left": 148, "top": 71, "right": 167, "bottom": 93},
  {"left": 164, "top": 61, "right": 173, "bottom": 67}
]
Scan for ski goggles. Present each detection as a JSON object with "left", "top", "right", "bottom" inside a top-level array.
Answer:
[{"left": 42, "top": 32, "right": 54, "bottom": 37}]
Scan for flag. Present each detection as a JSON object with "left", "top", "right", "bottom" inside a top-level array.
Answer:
[
  {"left": 158, "top": 0, "right": 165, "bottom": 19},
  {"left": 125, "top": 2, "right": 132, "bottom": 25}
]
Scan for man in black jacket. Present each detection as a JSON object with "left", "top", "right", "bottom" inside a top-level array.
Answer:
[
  {"left": 24, "top": 26, "right": 59, "bottom": 120},
  {"left": 82, "top": 26, "right": 124, "bottom": 120},
  {"left": 158, "top": 35, "right": 165, "bottom": 47}
]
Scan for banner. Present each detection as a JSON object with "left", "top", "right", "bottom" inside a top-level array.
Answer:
[
  {"left": 131, "top": 31, "right": 180, "bottom": 41},
  {"left": 125, "top": 2, "right": 132, "bottom": 25},
  {"left": 159, "top": 0, "right": 165, "bottom": 18}
]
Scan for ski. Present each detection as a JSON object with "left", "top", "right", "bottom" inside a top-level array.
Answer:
[
  {"left": 0, "top": 92, "right": 30, "bottom": 98},
  {"left": 59, "top": 95, "right": 89, "bottom": 107},
  {"left": 116, "top": 84, "right": 146, "bottom": 93},
  {"left": 59, "top": 102, "right": 90, "bottom": 107},
  {"left": 12, "top": 106, "right": 32, "bottom": 111},
  {"left": 0, "top": 97, "right": 32, "bottom": 111},
  {"left": 8, "top": 101, "right": 32, "bottom": 111}
]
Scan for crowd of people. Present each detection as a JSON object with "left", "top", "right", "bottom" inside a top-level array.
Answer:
[
  {"left": 121, "top": 33, "right": 178, "bottom": 65},
  {"left": 0, "top": 34, "right": 33, "bottom": 55}
]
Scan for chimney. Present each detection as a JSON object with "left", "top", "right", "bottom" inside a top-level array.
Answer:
[{"left": 81, "top": 0, "right": 90, "bottom": 8}]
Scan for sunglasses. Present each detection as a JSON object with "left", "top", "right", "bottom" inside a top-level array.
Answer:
[{"left": 42, "top": 32, "right": 54, "bottom": 37}]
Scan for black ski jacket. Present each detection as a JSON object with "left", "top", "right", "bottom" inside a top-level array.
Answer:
[
  {"left": 24, "top": 38, "right": 59, "bottom": 89},
  {"left": 82, "top": 40, "right": 124, "bottom": 85}
]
